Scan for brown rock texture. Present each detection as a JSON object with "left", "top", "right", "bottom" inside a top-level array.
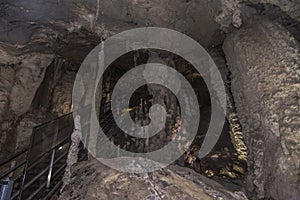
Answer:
[
  {"left": 223, "top": 19, "right": 300, "bottom": 199},
  {"left": 9, "top": 54, "right": 54, "bottom": 115},
  {"left": 0, "top": 52, "right": 54, "bottom": 157},
  {"left": 249, "top": 0, "right": 300, "bottom": 21},
  {"left": 59, "top": 159, "right": 248, "bottom": 200}
]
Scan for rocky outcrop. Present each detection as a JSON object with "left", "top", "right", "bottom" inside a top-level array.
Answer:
[
  {"left": 0, "top": 49, "right": 79, "bottom": 157},
  {"left": 223, "top": 19, "right": 300, "bottom": 199},
  {"left": 0, "top": 0, "right": 224, "bottom": 61},
  {"left": 249, "top": 0, "right": 300, "bottom": 21},
  {"left": 215, "top": 0, "right": 243, "bottom": 32},
  {"left": 15, "top": 111, "right": 55, "bottom": 151},
  {"left": 0, "top": 52, "right": 54, "bottom": 157},
  {"left": 59, "top": 159, "right": 248, "bottom": 200},
  {"left": 0, "top": 65, "right": 15, "bottom": 123},
  {"left": 215, "top": 0, "right": 300, "bottom": 33},
  {"left": 51, "top": 71, "right": 76, "bottom": 115},
  {"left": 0, "top": 51, "right": 54, "bottom": 121},
  {"left": 9, "top": 54, "right": 54, "bottom": 115}
]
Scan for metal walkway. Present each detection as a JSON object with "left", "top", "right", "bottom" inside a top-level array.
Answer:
[{"left": 0, "top": 112, "right": 88, "bottom": 200}]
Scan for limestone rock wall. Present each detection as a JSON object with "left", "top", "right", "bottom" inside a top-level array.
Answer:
[
  {"left": 9, "top": 54, "right": 54, "bottom": 115},
  {"left": 0, "top": 51, "right": 78, "bottom": 158},
  {"left": 50, "top": 70, "right": 76, "bottom": 116},
  {"left": 0, "top": 65, "right": 15, "bottom": 123},
  {"left": 59, "top": 159, "right": 248, "bottom": 200},
  {"left": 215, "top": 0, "right": 300, "bottom": 32},
  {"left": 0, "top": 52, "right": 54, "bottom": 158},
  {"left": 0, "top": 0, "right": 224, "bottom": 59},
  {"left": 223, "top": 19, "right": 300, "bottom": 199},
  {"left": 249, "top": 0, "right": 300, "bottom": 21},
  {"left": 0, "top": 54, "right": 53, "bottom": 119}
]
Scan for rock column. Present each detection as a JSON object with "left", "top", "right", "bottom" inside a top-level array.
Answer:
[{"left": 223, "top": 19, "right": 300, "bottom": 199}]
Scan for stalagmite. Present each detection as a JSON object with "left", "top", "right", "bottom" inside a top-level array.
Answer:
[{"left": 61, "top": 115, "right": 82, "bottom": 191}]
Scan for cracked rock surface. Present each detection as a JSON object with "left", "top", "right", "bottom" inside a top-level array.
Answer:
[
  {"left": 59, "top": 159, "right": 248, "bottom": 200},
  {"left": 223, "top": 19, "right": 300, "bottom": 200},
  {"left": 0, "top": 53, "right": 54, "bottom": 157}
]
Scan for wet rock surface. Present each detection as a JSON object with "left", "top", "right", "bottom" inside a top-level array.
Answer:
[
  {"left": 223, "top": 19, "right": 300, "bottom": 199},
  {"left": 59, "top": 159, "right": 248, "bottom": 200}
]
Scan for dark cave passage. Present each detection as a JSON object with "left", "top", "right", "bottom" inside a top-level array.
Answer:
[{"left": 97, "top": 49, "right": 247, "bottom": 186}]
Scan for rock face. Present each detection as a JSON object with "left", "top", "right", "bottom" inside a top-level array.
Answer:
[
  {"left": 223, "top": 19, "right": 300, "bottom": 199},
  {"left": 9, "top": 54, "right": 54, "bottom": 115},
  {"left": 15, "top": 111, "right": 54, "bottom": 151},
  {"left": 0, "top": 49, "right": 78, "bottom": 157},
  {"left": 50, "top": 71, "right": 76, "bottom": 115},
  {"left": 0, "top": 0, "right": 225, "bottom": 62},
  {"left": 59, "top": 159, "right": 248, "bottom": 200},
  {"left": 0, "top": 53, "right": 53, "bottom": 118},
  {"left": 0, "top": 52, "right": 54, "bottom": 157},
  {"left": 249, "top": 0, "right": 300, "bottom": 21},
  {"left": 118, "top": 0, "right": 223, "bottom": 47},
  {"left": 0, "top": 65, "right": 15, "bottom": 123},
  {"left": 215, "top": 0, "right": 300, "bottom": 34}
]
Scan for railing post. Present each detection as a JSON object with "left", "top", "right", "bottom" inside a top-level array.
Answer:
[
  {"left": 47, "top": 122, "right": 59, "bottom": 188},
  {"left": 17, "top": 112, "right": 75, "bottom": 199},
  {"left": 46, "top": 149, "right": 56, "bottom": 188},
  {"left": 0, "top": 178, "right": 14, "bottom": 200},
  {"left": 19, "top": 129, "right": 35, "bottom": 199}
]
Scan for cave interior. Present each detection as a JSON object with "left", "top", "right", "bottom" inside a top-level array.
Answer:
[{"left": 0, "top": 1, "right": 299, "bottom": 200}]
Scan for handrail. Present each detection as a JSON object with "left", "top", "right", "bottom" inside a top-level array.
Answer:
[
  {"left": 0, "top": 148, "right": 28, "bottom": 200},
  {"left": 43, "top": 180, "right": 63, "bottom": 200},
  {"left": 23, "top": 150, "right": 68, "bottom": 191},
  {"left": 26, "top": 138, "right": 70, "bottom": 169},
  {"left": 33, "top": 112, "right": 73, "bottom": 130},
  {"left": 0, "top": 105, "right": 103, "bottom": 200},
  {"left": 26, "top": 182, "right": 47, "bottom": 200},
  {"left": 0, "top": 148, "right": 28, "bottom": 168},
  {"left": 18, "top": 112, "right": 74, "bottom": 199},
  {"left": 0, "top": 161, "right": 26, "bottom": 181}
]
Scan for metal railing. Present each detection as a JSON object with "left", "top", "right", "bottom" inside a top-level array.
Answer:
[
  {"left": 0, "top": 149, "right": 28, "bottom": 200},
  {"left": 0, "top": 149, "right": 28, "bottom": 181},
  {"left": 0, "top": 104, "right": 122, "bottom": 199},
  {"left": 0, "top": 110, "right": 88, "bottom": 200},
  {"left": 19, "top": 112, "right": 74, "bottom": 200}
]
